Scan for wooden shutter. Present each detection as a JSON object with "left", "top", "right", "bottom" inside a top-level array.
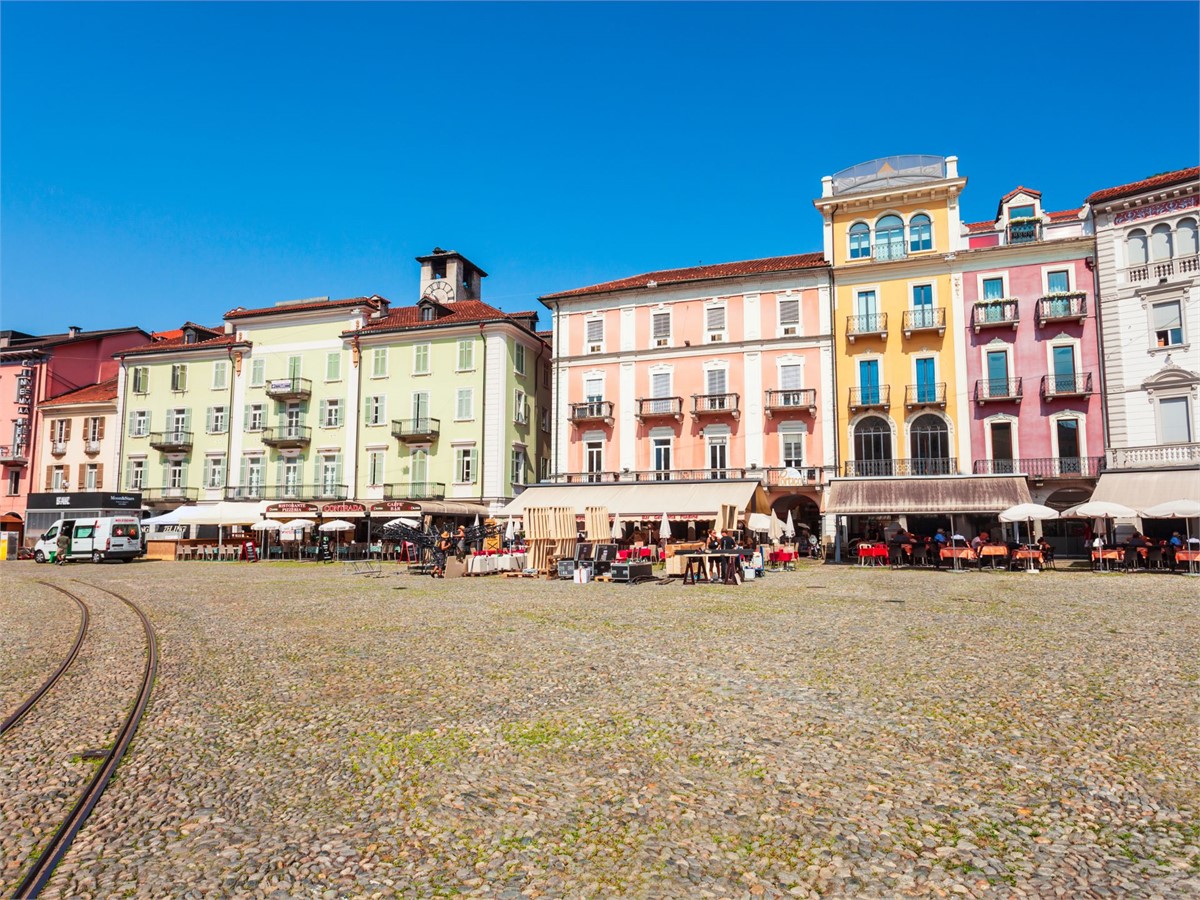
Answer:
[
  {"left": 45, "top": 466, "right": 53, "bottom": 490},
  {"left": 63, "top": 420, "right": 72, "bottom": 441},
  {"left": 96, "top": 464, "right": 104, "bottom": 490},
  {"left": 63, "top": 465, "right": 71, "bottom": 488}
]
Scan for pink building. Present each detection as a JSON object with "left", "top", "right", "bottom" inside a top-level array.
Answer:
[
  {"left": 1, "top": 326, "right": 149, "bottom": 543},
  {"left": 961, "top": 188, "right": 1103, "bottom": 546},
  {"left": 540, "top": 254, "right": 834, "bottom": 532}
]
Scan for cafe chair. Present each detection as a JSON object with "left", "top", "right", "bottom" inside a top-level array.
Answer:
[
  {"left": 910, "top": 544, "right": 929, "bottom": 567},
  {"left": 1041, "top": 545, "right": 1056, "bottom": 570},
  {"left": 1144, "top": 546, "right": 1165, "bottom": 571},
  {"left": 888, "top": 544, "right": 906, "bottom": 569}
]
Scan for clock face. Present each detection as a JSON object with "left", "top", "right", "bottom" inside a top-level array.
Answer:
[{"left": 423, "top": 280, "right": 455, "bottom": 303}]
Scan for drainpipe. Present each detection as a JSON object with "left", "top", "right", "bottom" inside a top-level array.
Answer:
[
  {"left": 351, "top": 335, "right": 363, "bottom": 503},
  {"left": 118, "top": 356, "right": 129, "bottom": 492},
  {"left": 225, "top": 346, "right": 236, "bottom": 499},
  {"left": 827, "top": 202, "right": 843, "bottom": 563},
  {"left": 1086, "top": 226, "right": 1110, "bottom": 467},
  {"left": 534, "top": 335, "right": 547, "bottom": 484},
  {"left": 479, "top": 323, "right": 487, "bottom": 506},
  {"left": 553, "top": 301, "right": 561, "bottom": 481}
]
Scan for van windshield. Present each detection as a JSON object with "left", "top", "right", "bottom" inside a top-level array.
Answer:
[{"left": 45, "top": 526, "right": 58, "bottom": 540}]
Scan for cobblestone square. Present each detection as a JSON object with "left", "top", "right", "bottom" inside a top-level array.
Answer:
[{"left": 3, "top": 562, "right": 1198, "bottom": 898}]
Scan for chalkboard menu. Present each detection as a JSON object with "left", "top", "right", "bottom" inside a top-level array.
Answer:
[
  {"left": 319, "top": 535, "right": 333, "bottom": 562},
  {"left": 244, "top": 540, "right": 258, "bottom": 563}
]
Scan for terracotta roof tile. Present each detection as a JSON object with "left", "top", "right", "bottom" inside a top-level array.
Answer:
[
  {"left": 39, "top": 377, "right": 119, "bottom": 407},
  {"left": 225, "top": 296, "right": 385, "bottom": 320},
  {"left": 540, "top": 252, "right": 827, "bottom": 300},
  {"left": 349, "top": 301, "right": 546, "bottom": 339},
  {"left": 965, "top": 220, "right": 996, "bottom": 234},
  {"left": 1086, "top": 166, "right": 1199, "bottom": 205},
  {"left": 1047, "top": 208, "right": 1081, "bottom": 221},
  {"left": 1001, "top": 185, "right": 1041, "bottom": 202},
  {"left": 116, "top": 333, "right": 245, "bottom": 356}
]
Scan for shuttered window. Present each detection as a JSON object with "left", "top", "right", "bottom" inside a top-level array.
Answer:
[
  {"left": 779, "top": 297, "right": 799, "bottom": 326},
  {"left": 706, "top": 369, "right": 727, "bottom": 395},
  {"left": 780, "top": 364, "right": 802, "bottom": 390},
  {"left": 651, "top": 372, "right": 671, "bottom": 397},
  {"left": 706, "top": 306, "right": 726, "bottom": 333},
  {"left": 585, "top": 318, "right": 604, "bottom": 350},
  {"left": 326, "top": 352, "right": 342, "bottom": 382},
  {"left": 212, "top": 360, "right": 229, "bottom": 389},
  {"left": 652, "top": 312, "right": 670, "bottom": 342}
]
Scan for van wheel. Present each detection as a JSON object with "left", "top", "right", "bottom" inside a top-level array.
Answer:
[
  {"left": 92, "top": 551, "right": 103, "bottom": 564},
  {"left": 34, "top": 550, "right": 45, "bottom": 564}
]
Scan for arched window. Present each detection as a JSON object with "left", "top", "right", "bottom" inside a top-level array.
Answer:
[
  {"left": 1150, "top": 223, "right": 1173, "bottom": 261},
  {"left": 853, "top": 416, "right": 892, "bottom": 477},
  {"left": 909, "top": 414, "right": 951, "bottom": 475},
  {"left": 849, "top": 222, "right": 870, "bottom": 260},
  {"left": 909, "top": 214, "right": 932, "bottom": 252},
  {"left": 1176, "top": 217, "right": 1198, "bottom": 257},
  {"left": 1126, "top": 228, "right": 1148, "bottom": 266},
  {"left": 875, "top": 215, "right": 905, "bottom": 260}
]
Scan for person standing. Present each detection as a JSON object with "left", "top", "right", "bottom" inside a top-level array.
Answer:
[{"left": 56, "top": 526, "right": 71, "bottom": 566}]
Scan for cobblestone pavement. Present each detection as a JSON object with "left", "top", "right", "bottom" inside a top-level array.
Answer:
[{"left": 2, "top": 561, "right": 1197, "bottom": 898}]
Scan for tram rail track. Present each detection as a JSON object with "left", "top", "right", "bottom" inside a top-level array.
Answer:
[
  {"left": 1, "top": 586, "right": 89, "bottom": 738},
  {"left": 5, "top": 580, "right": 158, "bottom": 899}
]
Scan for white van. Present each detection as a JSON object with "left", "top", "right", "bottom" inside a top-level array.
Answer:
[{"left": 34, "top": 517, "right": 143, "bottom": 564}]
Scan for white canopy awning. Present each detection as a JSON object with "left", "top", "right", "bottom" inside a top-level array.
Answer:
[
  {"left": 499, "top": 479, "right": 769, "bottom": 520},
  {"left": 1090, "top": 469, "right": 1200, "bottom": 509}
]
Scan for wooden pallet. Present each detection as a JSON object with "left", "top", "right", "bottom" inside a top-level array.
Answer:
[{"left": 504, "top": 571, "right": 539, "bottom": 578}]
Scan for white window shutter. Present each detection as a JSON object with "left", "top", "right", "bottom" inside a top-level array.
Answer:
[
  {"left": 779, "top": 298, "right": 799, "bottom": 325},
  {"left": 781, "top": 365, "right": 802, "bottom": 390},
  {"left": 706, "top": 306, "right": 725, "bottom": 331}
]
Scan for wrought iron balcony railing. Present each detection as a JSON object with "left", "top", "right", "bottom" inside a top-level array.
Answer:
[
  {"left": 390, "top": 418, "right": 440, "bottom": 442},
  {"left": 692, "top": 393, "right": 740, "bottom": 417},
  {"left": 902, "top": 307, "right": 946, "bottom": 337},
  {"left": 1036, "top": 293, "right": 1087, "bottom": 326},
  {"left": 569, "top": 401, "right": 614, "bottom": 425},
  {"left": 635, "top": 397, "right": 684, "bottom": 420},
  {"left": 384, "top": 482, "right": 446, "bottom": 500},
  {"left": 764, "top": 389, "right": 817, "bottom": 416},
  {"left": 873, "top": 242, "right": 907, "bottom": 261},
  {"left": 262, "top": 426, "right": 312, "bottom": 447},
  {"left": 974, "top": 377, "right": 1023, "bottom": 403},
  {"left": 148, "top": 431, "right": 194, "bottom": 452},
  {"left": 550, "top": 467, "right": 833, "bottom": 486},
  {"left": 972, "top": 457, "right": 1105, "bottom": 478},
  {"left": 264, "top": 377, "right": 313, "bottom": 401},
  {"left": 1006, "top": 221, "right": 1042, "bottom": 244},
  {"left": 843, "top": 458, "right": 958, "bottom": 477},
  {"left": 141, "top": 487, "right": 199, "bottom": 502},
  {"left": 972, "top": 300, "right": 1020, "bottom": 332},
  {"left": 50, "top": 441, "right": 68, "bottom": 456},
  {"left": 1040, "top": 372, "right": 1093, "bottom": 398},
  {"left": 848, "top": 385, "right": 890, "bottom": 411},
  {"left": 0, "top": 444, "right": 29, "bottom": 465},
  {"left": 846, "top": 313, "right": 888, "bottom": 342},
  {"left": 262, "top": 483, "right": 348, "bottom": 500},
  {"left": 225, "top": 485, "right": 266, "bottom": 501},
  {"left": 904, "top": 382, "right": 947, "bottom": 408},
  {"left": 84, "top": 440, "right": 102, "bottom": 454}
]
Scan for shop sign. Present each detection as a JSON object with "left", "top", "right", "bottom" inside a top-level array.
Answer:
[
  {"left": 266, "top": 501, "right": 319, "bottom": 515},
  {"left": 370, "top": 501, "right": 422, "bottom": 513},
  {"left": 321, "top": 501, "right": 366, "bottom": 517}
]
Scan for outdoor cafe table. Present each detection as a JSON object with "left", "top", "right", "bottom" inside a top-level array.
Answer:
[
  {"left": 857, "top": 544, "right": 889, "bottom": 566},
  {"left": 769, "top": 549, "right": 795, "bottom": 570},
  {"left": 1175, "top": 549, "right": 1200, "bottom": 563},
  {"left": 681, "top": 552, "right": 742, "bottom": 586},
  {"left": 978, "top": 545, "right": 1009, "bottom": 569},
  {"left": 939, "top": 547, "right": 977, "bottom": 563},
  {"left": 1012, "top": 548, "right": 1043, "bottom": 564}
]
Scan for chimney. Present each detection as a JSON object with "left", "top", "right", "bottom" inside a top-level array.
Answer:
[
  {"left": 68, "top": 325, "right": 82, "bottom": 338},
  {"left": 370, "top": 295, "right": 390, "bottom": 318}
]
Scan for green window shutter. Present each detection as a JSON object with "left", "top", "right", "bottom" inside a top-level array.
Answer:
[
  {"left": 202, "top": 458, "right": 212, "bottom": 485},
  {"left": 334, "top": 455, "right": 343, "bottom": 486},
  {"left": 206, "top": 407, "right": 215, "bottom": 433},
  {"left": 124, "top": 461, "right": 132, "bottom": 489},
  {"left": 239, "top": 457, "right": 249, "bottom": 485},
  {"left": 128, "top": 411, "right": 136, "bottom": 434},
  {"left": 243, "top": 406, "right": 252, "bottom": 430},
  {"left": 181, "top": 462, "right": 189, "bottom": 485},
  {"left": 470, "top": 448, "right": 479, "bottom": 483},
  {"left": 182, "top": 409, "right": 192, "bottom": 432},
  {"left": 319, "top": 399, "right": 328, "bottom": 424},
  {"left": 161, "top": 462, "right": 169, "bottom": 488}
]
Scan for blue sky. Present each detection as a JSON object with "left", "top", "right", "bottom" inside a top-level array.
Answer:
[{"left": 3, "top": 2, "right": 1197, "bottom": 335}]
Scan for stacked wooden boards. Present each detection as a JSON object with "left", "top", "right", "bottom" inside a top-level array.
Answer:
[{"left": 525, "top": 506, "right": 578, "bottom": 574}]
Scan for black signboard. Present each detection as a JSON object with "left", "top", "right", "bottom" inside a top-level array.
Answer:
[
  {"left": 319, "top": 535, "right": 333, "bottom": 563},
  {"left": 27, "top": 491, "right": 142, "bottom": 511},
  {"left": 245, "top": 540, "right": 259, "bottom": 563}
]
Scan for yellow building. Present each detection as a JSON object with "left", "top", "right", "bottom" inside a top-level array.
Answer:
[{"left": 814, "top": 155, "right": 970, "bottom": 488}]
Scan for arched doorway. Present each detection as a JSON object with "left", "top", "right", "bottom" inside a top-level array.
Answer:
[
  {"left": 909, "top": 413, "right": 951, "bottom": 475},
  {"left": 771, "top": 494, "right": 820, "bottom": 537},
  {"left": 852, "top": 415, "right": 893, "bottom": 476}
]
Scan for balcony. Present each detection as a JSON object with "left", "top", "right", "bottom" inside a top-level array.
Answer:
[
  {"left": 973, "top": 457, "right": 1105, "bottom": 478},
  {"left": 904, "top": 382, "right": 947, "bottom": 409},
  {"left": 263, "top": 483, "right": 348, "bottom": 501},
  {"left": 569, "top": 401, "right": 614, "bottom": 426},
  {"left": 149, "top": 431, "right": 194, "bottom": 452},
  {"left": 902, "top": 307, "right": 946, "bottom": 338},
  {"left": 261, "top": 426, "right": 312, "bottom": 449},
  {"left": 390, "top": 418, "right": 440, "bottom": 443},
  {"left": 1036, "top": 293, "right": 1087, "bottom": 326},
  {"left": 0, "top": 444, "right": 29, "bottom": 466},
  {"left": 974, "top": 377, "right": 1023, "bottom": 404},
  {"left": 1040, "top": 373, "right": 1093, "bottom": 399},
  {"left": 846, "top": 313, "right": 888, "bottom": 343},
  {"left": 1107, "top": 442, "right": 1200, "bottom": 470},
  {"left": 1126, "top": 253, "right": 1200, "bottom": 285},
  {"left": 972, "top": 300, "right": 1020, "bottom": 333},
  {"left": 84, "top": 440, "right": 102, "bottom": 455},
  {"left": 224, "top": 485, "right": 267, "bottom": 501},
  {"left": 383, "top": 482, "right": 446, "bottom": 500},
  {"left": 141, "top": 487, "right": 199, "bottom": 503},
  {"left": 264, "top": 377, "right": 312, "bottom": 402},
  {"left": 764, "top": 388, "right": 817, "bottom": 417},
  {"left": 1006, "top": 220, "right": 1042, "bottom": 244},
  {"left": 873, "top": 242, "right": 906, "bottom": 262},
  {"left": 551, "top": 467, "right": 773, "bottom": 484},
  {"left": 50, "top": 441, "right": 68, "bottom": 457},
  {"left": 635, "top": 396, "right": 684, "bottom": 421},
  {"left": 844, "top": 458, "right": 958, "bottom": 477},
  {"left": 848, "top": 385, "right": 890, "bottom": 412},
  {"left": 692, "top": 393, "right": 740, "bottom": 418}
]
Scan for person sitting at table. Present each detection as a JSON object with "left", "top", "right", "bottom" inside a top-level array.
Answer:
[
  {"left": 970, "top": 533, "right": 984, "bottom": 554},
  {"left": 1124, "top": 532, "right": 1147, "bottom": 571}
]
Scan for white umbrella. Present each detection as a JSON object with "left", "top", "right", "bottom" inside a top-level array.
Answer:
[
  {"left": 505, "top": 516, "right": 517, "bottom": 543},
  {"left": 250, "top": 519, "right": 280, "bottom": 560},
  {"left": 611, "top": 512, "right": 623, "bottom": 541},
  {"left": 784, "top": 510, "right": 795, "bottom": 540},
  {"left": 1061, "top": 500, "right": 1138, "bottom": 519},
  {"left": 999, "top": 503, "right": 1059, "bottom": 573},
  {"left": 385, "top": 517, "right": 421, "bottom": 529},
  {"left": 319, "top": 519, "right": 354, "bottom": 558},
  {"left": 1143, "top": 499, "right": 1200, "bottom": 575},
  {"left": 768, "top": 512, "right": 783, "bottom": 543},
  {"left": 659, "top": 511, "right": 671, "bottom": 542},
  {"left": 283, "top": 519, "right": 314, "bottom": 530}
]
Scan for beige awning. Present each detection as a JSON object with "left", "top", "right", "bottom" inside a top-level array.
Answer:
[
  {"left": 1090, "top": 468, "right": 1200, "bottom": 510},
  {"left": 411, "top": 500, "right": 490, "bottom": 517},
  {"left": 500, "top": 479, "right": 769, "bottom": 519},
  {"left": 823, "top": 476, "right": 1032, "bottom": 515}
]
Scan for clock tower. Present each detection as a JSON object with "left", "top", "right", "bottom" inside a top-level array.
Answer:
[{"left": 416, "top": 247, "right": 488, "bottom": 304}]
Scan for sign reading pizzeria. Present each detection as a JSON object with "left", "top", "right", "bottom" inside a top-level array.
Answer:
[{"left": 266, "top": 501, "right": 319, "bottom": 517}]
